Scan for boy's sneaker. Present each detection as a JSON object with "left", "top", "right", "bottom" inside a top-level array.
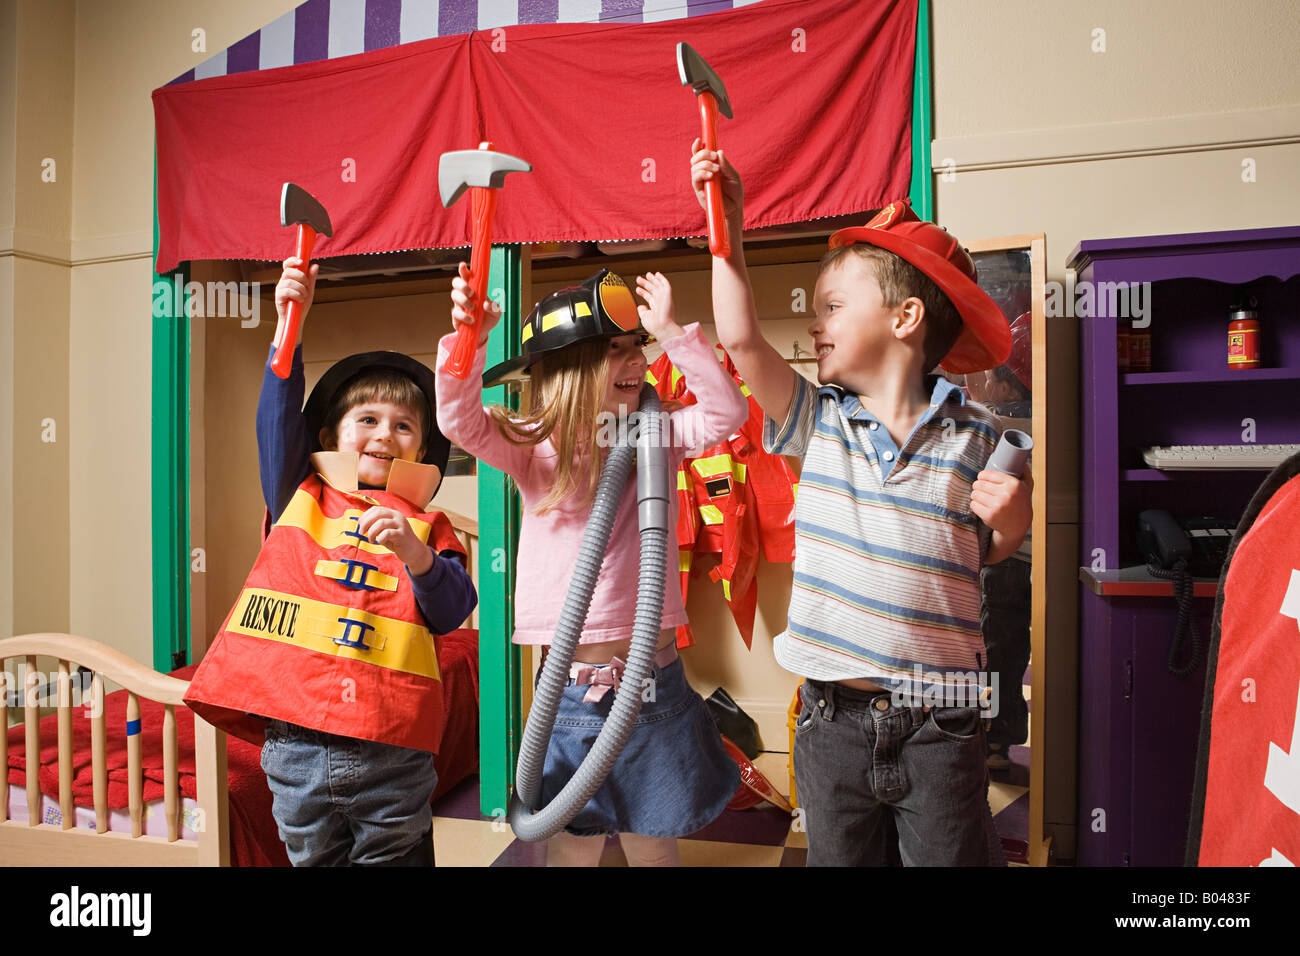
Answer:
[{"left": 986, "top": 742, "right": 1012, "bottom": 770}]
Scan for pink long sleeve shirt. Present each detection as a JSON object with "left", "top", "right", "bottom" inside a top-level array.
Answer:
[{"left": 436, "top": 324, "right": 748, "bottom": 645}]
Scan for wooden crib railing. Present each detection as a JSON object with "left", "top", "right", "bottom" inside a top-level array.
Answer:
[{"left": 0, "top": 634, "right": 229, "bottom": 866}]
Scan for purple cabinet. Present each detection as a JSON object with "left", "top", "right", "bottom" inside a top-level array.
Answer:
[{"left": 1071, "top": 226, "right": 1300, "bottom": 866}]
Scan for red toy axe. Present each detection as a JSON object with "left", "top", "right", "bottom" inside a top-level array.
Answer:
[
  {"left": 678, "top": 43, "right": 733, "bottom": 259},
  {"left": 438, "top": 143, "right": 531, "bottom": 379},
  {"left": 272, "top": 183, "right": 333, "bottom": 379}
]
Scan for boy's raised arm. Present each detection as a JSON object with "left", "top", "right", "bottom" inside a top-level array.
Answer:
[
  {"left": 257, "top": 257, "right": 318, "bottom": 519},
  {"left": 691, "top": 143, "right": 797, "bottom": 426}
]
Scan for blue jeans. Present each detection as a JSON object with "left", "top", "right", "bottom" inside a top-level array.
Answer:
[
  {"left": 793, "top": 680, "right": 1003, "bottom": 866},
  {"left": 260, "top": 719, "right": 436, "bottom": 866}
]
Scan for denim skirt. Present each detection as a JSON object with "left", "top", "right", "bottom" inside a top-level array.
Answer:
[{"left": 538, "top": 657, "right": 739, "bottom": 837}]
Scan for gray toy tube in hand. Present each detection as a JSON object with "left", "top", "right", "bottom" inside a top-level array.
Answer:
[
  {"left": 508, "top": 384, "right": 670, "bottom": 842},
  {"left": 988, "top": 428, "right": 1033, "bottom": 477}
]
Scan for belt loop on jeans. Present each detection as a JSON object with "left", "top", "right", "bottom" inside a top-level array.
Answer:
[{"left": 820, "top": 682, "right": 837, "bottom": 721}]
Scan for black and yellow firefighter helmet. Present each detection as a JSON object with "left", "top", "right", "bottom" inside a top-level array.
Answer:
[{"left": 483, "top": 269, "right": 647, "bottom": 385}]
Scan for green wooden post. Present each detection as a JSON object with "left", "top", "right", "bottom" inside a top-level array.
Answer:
[
  {"left": 477, "top": 245, "right": 523, "bottom": 816},
  {"left": 151, "top": 153, "right": 191, "bottom": 672},
  {"left": 908, "top": 0, "right": 934, "bottom": 220}
]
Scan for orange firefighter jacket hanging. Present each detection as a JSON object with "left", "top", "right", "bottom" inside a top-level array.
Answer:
[
  {"left": 648, "top": 348, "right": 797, "bottom": 648},
  {"left": 184, "top": 473, "right": 466, "bottom": 754}
]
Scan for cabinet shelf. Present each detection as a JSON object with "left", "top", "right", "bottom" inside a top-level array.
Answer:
[
  {"left": 1123, "top": 466, "right": 1278, "bottom": 481},
  {"left": 1121, "top": 366, "right": 1300, "bottom": 386},
  {"left": 1079, "top": 566, "right": 1219, "bottom": 598},
  {"left": 1071, "top": 225, "right": 1300, "bottom": 866}
]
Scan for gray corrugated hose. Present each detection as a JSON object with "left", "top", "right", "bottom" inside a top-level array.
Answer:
[{"left": 507, "top": 384, "right": 670, "bottom": 842}]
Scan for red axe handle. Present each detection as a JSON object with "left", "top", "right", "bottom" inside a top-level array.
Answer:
[
  {"left": 697, "top": 92, "right": 730, "bottom": 259},
  {"left": 271, "top": 224, "right": 318, "bottom": 379},
  {"left": 445, "top": 186, "right": 498, "bottom": 379}
]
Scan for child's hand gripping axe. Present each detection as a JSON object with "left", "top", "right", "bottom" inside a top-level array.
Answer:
[
  {"left": 272, "top": 183, "right": 333, "bottom": 379},
  {"left": 438, "top": 143, "right": 532, "bottom": 378},
  {"left": 677, "top": 42, "right": 733, "bottom": 259}
]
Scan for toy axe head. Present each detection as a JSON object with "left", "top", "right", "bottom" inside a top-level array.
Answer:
[
  {"left": 438, "top": 146, "right": 532, "bottom": 208},
  {"left": 280, "top": 182, "right": 333, "bottom": 237},
  {"left": 677, "top": 42, "right": 732, "bottom": 119}
]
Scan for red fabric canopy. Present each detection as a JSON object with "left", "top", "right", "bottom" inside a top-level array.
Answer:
[{"left": 153, "top": 0, "right": 915, "bottom": 273}]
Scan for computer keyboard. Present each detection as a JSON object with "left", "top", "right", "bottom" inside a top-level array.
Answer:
[{"left": 1141, "top": 444, "right": 1300, "bottom": 470}]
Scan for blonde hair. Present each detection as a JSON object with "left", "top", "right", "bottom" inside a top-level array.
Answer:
[{"left": 488, "top": 338, "right": 612, "bottom": 514}]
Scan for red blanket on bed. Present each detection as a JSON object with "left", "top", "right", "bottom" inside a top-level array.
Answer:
[{"left": 6, "top": 629, "right": 479, "bottom": 866}]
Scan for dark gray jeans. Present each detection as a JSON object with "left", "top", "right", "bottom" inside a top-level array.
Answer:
[{"left": 793, "top": 680, "right": 1004, "bottom": 866}]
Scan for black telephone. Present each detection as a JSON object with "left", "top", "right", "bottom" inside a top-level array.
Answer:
[
  {"left": 1137, "top": 510, "right": 1235, "bottom": 579},
  {"left": 1136, "top": 510, "right": 1236, "bottom": 679}
]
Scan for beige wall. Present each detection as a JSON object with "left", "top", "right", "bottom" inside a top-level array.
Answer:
[
  {"left": 0, "top": 1, "right": 14, "bottom": 640},
  {"left": 61, "top": 0, "right": 300, "bottom": 664},
  {"left": 932, "top": 0, "right": 1300, "bottom": 859},
  {"left": 3, "top": 0, "right": 74, "bottom": 640}
]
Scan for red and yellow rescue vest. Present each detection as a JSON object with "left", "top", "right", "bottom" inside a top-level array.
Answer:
[{"left": 184, "top": 472, "right": 466, "bottom": 754}]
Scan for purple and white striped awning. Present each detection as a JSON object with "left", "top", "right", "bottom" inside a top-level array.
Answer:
[{"left": 171, "top": 0, "right": 763, "bottom": 84}]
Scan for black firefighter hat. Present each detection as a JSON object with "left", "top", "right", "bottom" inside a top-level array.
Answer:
[{"left": 483, "top": 269, "right": 647, "bottom": 386}]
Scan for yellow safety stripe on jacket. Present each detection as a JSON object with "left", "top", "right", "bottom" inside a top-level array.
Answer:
[
  {"left": 708, "top": 566, "right": 733, "bottom": 600},
  {"left": 679, "top": 550, "right": 693, "bottom": 572},
  {"left": 276, "top": 490, "right": 432, "bottom": 556},
  {"left": 226, "top": 587, "right": 440, "bottom": 680},
  {"left": 691, "top": 454, "right": 746, "bottom": 483},
  {"left": 677, "top": 469, "right": 689, "bottom": 490},
  {"left": 699, "top": 504, "right": 725, "bottom": 525},
  {"left": 314, "top": 560, "right": 400, "bottom": 592}
]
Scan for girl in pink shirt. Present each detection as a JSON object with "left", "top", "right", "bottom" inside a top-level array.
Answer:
[{"left": 437, "top": 265, "right": 747, "bottom": 866}]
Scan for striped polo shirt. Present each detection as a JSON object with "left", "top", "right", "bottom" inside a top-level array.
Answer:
[{"left": 764, "top": 373, "right": 1001, "bottom": 696}]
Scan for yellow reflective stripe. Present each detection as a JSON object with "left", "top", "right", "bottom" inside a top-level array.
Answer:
[
  {"left": 314, "top": 560, "right": 400, "bottom": 592},
  {"left": 521, "top": 323, "right": 534, "bottom": 343},
  {"left": 691, "top": 454, "right": 746, "bottom": 482},
  {"left": 670, "top": 367, "right": 683, "bottom": 391},
  {"left": 227, "top": 587, "right": 440, "bottom": 680},
  {"left": 540, "top": 308, "right": 570, "bottom": 331},
  {"left": 792, "top": 482, "right": 799, "bottom": 500},
  {"left": 740, "top": 384, "right": 751, "bottom": 397},
  {"left": 721, "top": 578, "right": 732, "bottom": 601},
  {"left": 677, "top": 469, "right": 689, "bottom": 490},
  {"left": 574, "top": 301, "right": 592, "bottom": 317},
  {"left": 276, "top": 490, "right": 432, "bottom": 556},
  {"left": 699, "top": 504, "right": 724, "bottom": 525},
  {"left": 646, "top": 370, "right": 659, "bottom": 386},
  {"left": 679, "top": 551, "right": 693, "bottom": 572}
]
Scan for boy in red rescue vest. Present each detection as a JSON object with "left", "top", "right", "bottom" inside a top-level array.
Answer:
[{"left": 184, "top": 257, "right": 477, "bottom": 866}]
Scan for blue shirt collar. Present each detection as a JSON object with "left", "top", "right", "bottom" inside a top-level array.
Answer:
[{"left": 817, "top": 374, "right": 966, "bottom": 422}]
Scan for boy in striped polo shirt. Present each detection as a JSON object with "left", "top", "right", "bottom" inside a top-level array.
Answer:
[{"left": 690, "top": 146, "right": 1032, "bottom": 866}]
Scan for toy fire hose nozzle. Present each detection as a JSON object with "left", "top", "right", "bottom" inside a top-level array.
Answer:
[
  {"left": 508, "top": 384, "right": 670, "bottom": 842},
  {"left": 438, "top": 143, "right": 532, "bottom": 379},
  {"left": 678, "top": 42, "right": 733, "bottom": 259},
  {"left": 272, "top": 183, "right": 334, "bottom": 379},
  {"left": 988, "top": 428, "right": 1033, "bottom": 477}
]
